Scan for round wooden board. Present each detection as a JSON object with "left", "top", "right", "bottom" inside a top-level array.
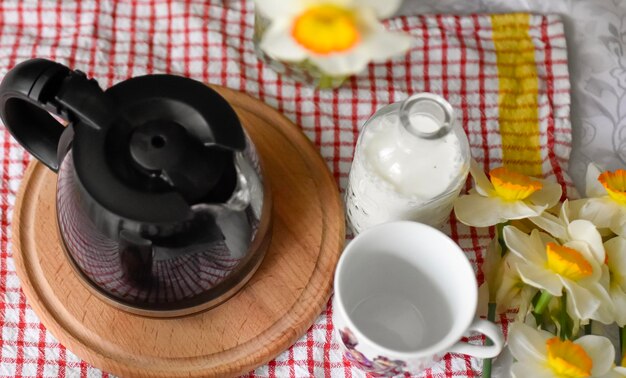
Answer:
[{"left": 11, "top": 85, "right": 345, "bottom": 378}]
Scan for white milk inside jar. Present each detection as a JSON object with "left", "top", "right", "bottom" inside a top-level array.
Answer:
[{"left": 345, "top": 93, "right": 470, "bottom": 234}]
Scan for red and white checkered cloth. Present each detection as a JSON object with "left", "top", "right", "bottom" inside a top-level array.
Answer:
[{"left": 0, "top": 1, "right": 573, "bottom": 377}]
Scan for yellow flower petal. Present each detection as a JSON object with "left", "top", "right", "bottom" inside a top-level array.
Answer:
[
  {"left": 292, "top": 5, "right": 360, "bottom": 55},
  {"left": 490, "top": 167, "right": 543, "bottom": 201},
  {"left": 599, "top": 170, "right": 626, "bottom": 205},
  {"left": 546, "top": 243, "right": 593, "bottom": 281},
  {"left": 546, "top": 337, "right": 593, "bottom": 377}
]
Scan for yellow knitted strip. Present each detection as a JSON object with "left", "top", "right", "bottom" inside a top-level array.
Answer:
[{"left": 491, "top": 14, "right": 542, "bottom": 177}]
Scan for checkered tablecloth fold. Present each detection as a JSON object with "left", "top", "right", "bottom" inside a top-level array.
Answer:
[{"left": 0, "top": 1, "right": 572, "bottom": 377}]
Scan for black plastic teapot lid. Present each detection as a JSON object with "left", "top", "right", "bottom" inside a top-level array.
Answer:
[
  {"left": 0, "top": 59, "right": 247, "bottom": 225},
  {"left": 78, "top": 74, "right": 246, "bottom": 224}
]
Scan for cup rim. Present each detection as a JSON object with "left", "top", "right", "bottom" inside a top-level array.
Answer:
[{"left": 333, "top": 221, "right": 478, "bottom": 359}]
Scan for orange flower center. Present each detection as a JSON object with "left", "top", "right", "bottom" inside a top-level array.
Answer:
[
  {"left": 599, "top": 170, "right": 626, "bottom": 205},
  {"left": 546, "top": 243, "right": 593, "bottom": 281},
  {"left": 489, "top": 167, "right": 543, "bottom": 201},
  {"left": 291, "top": 5, "right": 360, "bottom": 55},
  {"left": 546, "top": 337, "right": 592, "bottom": 377}
]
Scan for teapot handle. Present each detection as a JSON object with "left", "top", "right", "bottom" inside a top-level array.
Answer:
[
  {"left": 0, "top": 59, "right": 73, "bottom": 172},
  {"left": 0, "top": 58, "right": 111, "bottom": 172}
]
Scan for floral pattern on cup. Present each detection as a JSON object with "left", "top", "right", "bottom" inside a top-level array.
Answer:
[{"left": 339, "top": 328, "right": 406, "bottom": 377}]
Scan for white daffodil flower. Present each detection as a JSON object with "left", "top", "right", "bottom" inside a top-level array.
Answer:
[
  {"left": 255, "top": 0, "right": 412, "bottom": 76},
  {"left": 604, "top": 236, "right": 626, "bottom": 326},
  {"left": 509, "top": 322, "right": 615, "bottom": 378},
  {"left": 530, "top": 200, "right": 604, "bottom": 256},
  {"left": 531, "top": 200, "right": 622, "bottom": 324},
  {"left": 498, "top": 254, "right": 538, "bottom": 319},
  {"left": 454, "top": 160, "right": 562, "bottom": 227},
  {"left": 480, "top": 238, "right": 537, "bottom": 315},
  {"left": 571, "top": 163, "right": 626, "bottom": 237},
  {"left": 504, "top": 226, "right": 614, "bottom": 323}
]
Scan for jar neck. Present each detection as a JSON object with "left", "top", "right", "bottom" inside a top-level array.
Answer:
[{"left": 398, "top": 93, "right": 455, "bottom": 141}]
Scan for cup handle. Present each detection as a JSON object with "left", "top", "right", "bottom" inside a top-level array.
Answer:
[{"left": 448, "top": 318, "right": 504, "bottom": 359}]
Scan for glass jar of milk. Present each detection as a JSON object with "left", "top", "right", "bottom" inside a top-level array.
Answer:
[{"left": 345, "top": 93, "right": 470, "bottom": 234}]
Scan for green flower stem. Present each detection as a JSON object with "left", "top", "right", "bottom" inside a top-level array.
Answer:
[
  {"left": 621, "top": 326, "right": 626, "bottom": 363},
  {"left": 482, "top": 302, "right": 497, "bottom": 378},
  {"left": 317, "top": 74, "right": 348, "bottom": 89},
  {"left": 496, "top": 221, "right": 510, "bottom": 256},
  {"left": 317, "top": 75, "right": 335, "bottom": 89},
  {"left": 584, "top": 322, "right": 592, "bottom": 335},
  {"left": 534, "top": 291, "right": 553, "bottom": 315},
  {"left": 559, "top": 293, "right": 571, "bottom": 340},
  {"left": 487, "top": 301, "right": 497, "bottom": 322}
]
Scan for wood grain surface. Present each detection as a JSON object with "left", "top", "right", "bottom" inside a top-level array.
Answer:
[{"left": 11, "top": 85, "right": 345, "bottom": 378}]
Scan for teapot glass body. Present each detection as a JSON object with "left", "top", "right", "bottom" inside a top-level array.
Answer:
[{"left": 0, "top": 59, "right": 272, "bottom": 316}]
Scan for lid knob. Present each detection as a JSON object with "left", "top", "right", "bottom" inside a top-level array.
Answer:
[{"left": 129, "top": 121, "right": 231, "bottom": 204}]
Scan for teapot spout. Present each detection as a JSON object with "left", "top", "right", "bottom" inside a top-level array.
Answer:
[
  {"left": 188, "top": 152, "right": 265, "bottom": 259},
  {"left": 190, "top": 203, "right": 252, "bottom": 260}
]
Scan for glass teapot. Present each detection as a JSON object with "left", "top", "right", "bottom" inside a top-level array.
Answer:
[{"left": 0, "top": 59, "right": 271, "bottom": 317}]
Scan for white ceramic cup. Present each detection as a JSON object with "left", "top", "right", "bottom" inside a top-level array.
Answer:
[{"left": 332, "top": 221, "right": 504, "bottom": 376}]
